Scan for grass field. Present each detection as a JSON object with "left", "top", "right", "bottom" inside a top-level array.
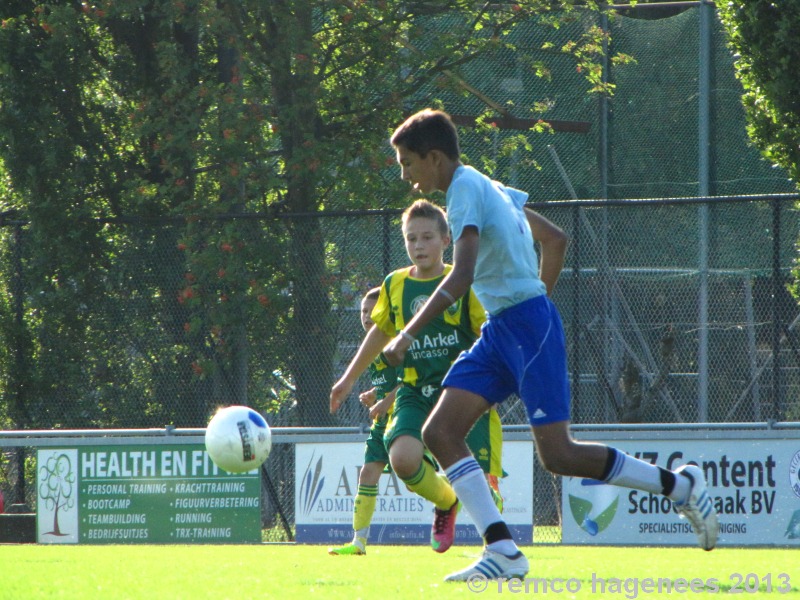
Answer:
[{"left": 1, "top": 544, "right": 797, "bottom": 599}]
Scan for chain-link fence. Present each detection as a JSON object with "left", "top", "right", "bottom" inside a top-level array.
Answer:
[
  {"left": 1, "top": 196, "right": 797, "bottom": 436},
  {"left": 2, "top": 195, "right": 798, "bottom": 525},
  {"left": 417, "top": 5, "right": 796, "bottom": 203}
]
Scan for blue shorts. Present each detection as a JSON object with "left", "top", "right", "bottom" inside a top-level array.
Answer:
[{"left": 442, "top": 295, "right": 570, "bottom": 426}]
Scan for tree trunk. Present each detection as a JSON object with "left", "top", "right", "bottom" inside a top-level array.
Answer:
[
  {"left": 287, "top": 220, "right": 336, "bottom": 426},
  {"left": 263, "top": 2, "right": 335, "bottom": 425}
]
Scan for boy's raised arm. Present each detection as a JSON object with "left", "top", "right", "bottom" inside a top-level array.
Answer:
[
  {"left": 330, "top": 325, "right": 392, "bottom": 413},
  {"left": 524, "top": 207, "right": 568, "bottom": 296}
]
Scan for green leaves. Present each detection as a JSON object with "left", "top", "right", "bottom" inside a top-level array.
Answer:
[
  {"left": 718, "top": 0, "right": 800, "bottom": 188},
  {"left": 0, "top": 1, "right": 616, "bottom": 427},
  {"left": 718, "top": 1, "right": 800, "bottom": 306}
]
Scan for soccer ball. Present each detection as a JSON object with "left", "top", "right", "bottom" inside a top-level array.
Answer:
[{"left": 205, "top": 405, "right": 272, "bottom": 473}]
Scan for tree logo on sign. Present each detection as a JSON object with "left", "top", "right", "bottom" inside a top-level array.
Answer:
[{"left": 38, "top": 452, "right": 76, "bottom": 537}]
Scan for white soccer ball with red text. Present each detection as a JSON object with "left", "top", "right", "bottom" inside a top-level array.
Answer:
[{"left": 205, "top": 405, "right": 272, "bottom": 473}]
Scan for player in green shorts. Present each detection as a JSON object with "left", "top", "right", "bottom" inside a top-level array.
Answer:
[
  {"left": 383, "top": 386, "right": 503, "bottom": 488},
  {"left": 331, "top": 199, "right": 503, "bottom": 554},
  {"left": 329, "top": 287, "right": 399, "bottom": 556}
]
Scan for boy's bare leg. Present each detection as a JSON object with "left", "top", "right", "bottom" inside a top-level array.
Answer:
[
  {"left": 531, "top": 419, "right": 685, "bottom": 494},
  {"left": 424, "top": 388, "right": 529, "bottom": 580},
  {"left": 388, "top": 434, "right": 457, "bottom": 511},
  {"left": 387, "top": 435, "right": 425, "bottom": 479},
  {"left": 424, "top": 389, "right": 518, "bottom": 550},
  {"left": 359, "top": 461, "right": 386, "bottom": 486},
  {"left": 532, "top": 420, "right": 718, "bottom": 550},
  {"left": 529, "top": 420, "right": 608, "bottom": 479},
  {"left": 389, "top": 432, "right": 459, "bottom": 552},
  {"left": 423, "top": 388, "right": 489, "bottom": 468}
]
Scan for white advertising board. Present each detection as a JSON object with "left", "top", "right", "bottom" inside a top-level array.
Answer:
[
  {"left": 562, "top": 435, "right": 800, "bottom": 546},
  {"left": 295, "top": 440, "right": 534, "bottom": 545}
]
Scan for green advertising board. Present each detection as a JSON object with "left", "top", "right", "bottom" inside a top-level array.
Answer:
[{"left": 36, "top": 444, "right": 261, "bottom": 544}]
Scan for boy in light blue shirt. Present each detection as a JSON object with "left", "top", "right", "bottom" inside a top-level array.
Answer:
[
  {"left": 383, "top": 109, "right": 718, "bottom": 583},
  {"left": 446, "top": 166, "right": 546, "bottom": 312}
]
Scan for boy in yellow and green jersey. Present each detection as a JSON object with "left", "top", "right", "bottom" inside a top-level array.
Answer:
[
  {"left": 377, "top": 263, "right": 504, "bottom": 484},
  {"left": 328, "top": 287, "right": 400, "bottom": 555},
  {"left": 331, "top": 199, "right": 504, "bottom": 555}
]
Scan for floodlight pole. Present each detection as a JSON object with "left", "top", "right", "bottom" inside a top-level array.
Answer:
[
  {"left": 599, "top": 9, "right": 617, "bottom": 422},
  {"left": 697, "top": 0, "right": 712, "bottom": 422}
]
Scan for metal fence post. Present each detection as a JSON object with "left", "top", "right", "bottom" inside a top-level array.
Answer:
[
  {"left": 572, "top": 202, "right": 581, "bottom": 422},
  {"left": 697, "top": 0, "right": 712, "bottom": 421},
  {"left": 772, "top": 197, "right": 783, "bottom": 420}
]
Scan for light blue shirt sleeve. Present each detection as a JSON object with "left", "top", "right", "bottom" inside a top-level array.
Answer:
[
  {"left": 446, "top": 166, "right": 546, "bottom": 314},
  {"left": 446, "top": 172, "right": 482, "bottom": 242}
]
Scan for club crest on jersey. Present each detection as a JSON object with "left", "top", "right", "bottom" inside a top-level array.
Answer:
[{"left": 411, "top": 294, "right": 460, "bottom": 317}]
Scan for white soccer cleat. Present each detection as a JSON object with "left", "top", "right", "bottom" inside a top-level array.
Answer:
[
  {"left": 444, "top": 548, "right": 529, "bottom": 582},
  {"left": 674, "top": 464, "right": 719, "bottom": 551}
]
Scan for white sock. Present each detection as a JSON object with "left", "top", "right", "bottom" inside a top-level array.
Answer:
[
  {"left": 604, "top": 448, "right": 666, "bottom": 495},
  {"left": 487, "top": 539, "right": 519, "bottom": 556},
  {"left": 446, "top": 457, "right": 518, "bottom": 555},
  {"left": 670, "top": 472, "right": 692, "bottom": 503}
]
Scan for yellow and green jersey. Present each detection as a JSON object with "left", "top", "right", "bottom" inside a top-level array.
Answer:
[
  {"left": 366, "top": 356, "right": 399, "bottom": 425},
  {"left": 372, "top": 265, "right": 485, "bottom": 392}
]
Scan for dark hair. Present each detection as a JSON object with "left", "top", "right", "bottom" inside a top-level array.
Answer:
[
  {"left": 390, "top": 109, "right": 460, "bottom": 160},
  {"left": 364, "top": 286, "right": 381, "bottom": 302},
  {"left": 402, "top": 199, "right": 449, "bottom": 238}
]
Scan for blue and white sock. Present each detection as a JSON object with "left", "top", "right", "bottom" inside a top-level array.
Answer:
[
  {"left": 446, "top": 457, "right": 518, "bottom": 556},
  {"left": 602, "top": 447, "right": 689, "bottom": 501}
]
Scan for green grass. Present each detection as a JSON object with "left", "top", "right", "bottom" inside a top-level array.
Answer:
[{"left": 0, "top": 544, "right": 797, "bottom": 599}]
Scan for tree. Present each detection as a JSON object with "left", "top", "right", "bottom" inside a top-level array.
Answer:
[
  {"left": 38, "top": 452, "right": 75, "bottom": 536},
  {"left": 717, "top": 1, "right": 800, "bottom": 187},
  {"left": 0, "top": 1, "right": 615, "bottom": 426}
]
